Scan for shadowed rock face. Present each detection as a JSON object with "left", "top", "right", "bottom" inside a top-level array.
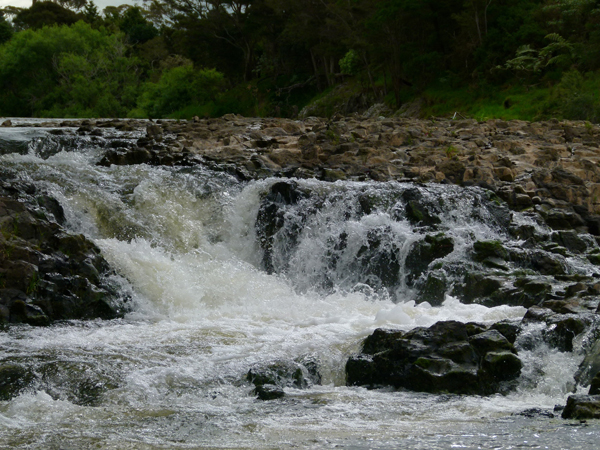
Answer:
[
  {"left": 0, "top": 170, "right": 127, "bottom": 325},
  {"left": 346, "top": 320, "right": 522, "bottom": 395},
  {"left": 562, "top": 395, "right": 600, "bottom": 419}
]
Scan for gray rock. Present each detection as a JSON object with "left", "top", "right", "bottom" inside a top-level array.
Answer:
[{"left": 562, "top": 395, "right": 600, "bottom": 419}]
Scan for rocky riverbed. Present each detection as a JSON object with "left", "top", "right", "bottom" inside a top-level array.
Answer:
[{"left": 3, "top": 115, "right": 600, "bottom": 418}]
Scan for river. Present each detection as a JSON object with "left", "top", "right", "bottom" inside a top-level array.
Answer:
[{"left": 0, "top": 121, "right": 598, "bottom": 449}]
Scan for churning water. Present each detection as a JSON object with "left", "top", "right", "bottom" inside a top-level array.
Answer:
[{"left": 0, "top": 123, "right": 599, "bottom": 449}]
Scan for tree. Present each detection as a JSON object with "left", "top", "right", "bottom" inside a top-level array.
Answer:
[
  {"left": 136, "top": 63, "right": 225, "bottom": 117},
  {"left": 82, "top": 1, "right": 101, "bottom": 25},
  {"left": 0, "top": 21, "right": 140, "bottom": 117},
  {"left": 13, "top": 1, "right": 80, "bottom": 30},
  {"left": 119, "top": 6, "right": 158, "bottom": 44},
  {"left": 164, "top": 0, "right": 276, "bottom": 81},
  {"left": 0, "top": 11, "right": 13, "bottom": 44}
]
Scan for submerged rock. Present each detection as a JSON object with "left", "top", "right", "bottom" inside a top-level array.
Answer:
[
  {"left": 0, "top": 363, "right": 33, "bottom": 400},
  {"left": 247, "top": 359, "right": 321, "bottom": 400},
  {"left": 405, "top": 234, "right": 454, "bottom": 286},
  {"left": 346, "top": 320, "right": 522, "bottom": 395}
]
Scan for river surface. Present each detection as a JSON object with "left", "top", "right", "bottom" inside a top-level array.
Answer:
[{"left": 0, "top": 122, "right": 599, "bottom": 449}]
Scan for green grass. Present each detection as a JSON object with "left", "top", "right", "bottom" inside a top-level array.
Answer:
[
  {"left": 419, "top": 70, "right": 600, "bottom": 123},
  {"left": 420, "top": 84, "right": 553, "bottom": 121}
]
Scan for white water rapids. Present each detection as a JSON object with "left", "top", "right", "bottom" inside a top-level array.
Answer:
[{"left": 0, "top": 125, "right": 599, "bottom": 449}]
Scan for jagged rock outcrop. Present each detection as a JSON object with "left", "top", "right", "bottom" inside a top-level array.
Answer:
[
  {"left": 0, "top": 169, "right": 127, "bottom": 325},
  {"left": 346, "top": 320, "right": 522, "bottom": 395}
]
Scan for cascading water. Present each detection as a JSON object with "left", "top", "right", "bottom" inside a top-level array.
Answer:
[{"left": 0, "top": 122, "right": 599, "bottom": 449}]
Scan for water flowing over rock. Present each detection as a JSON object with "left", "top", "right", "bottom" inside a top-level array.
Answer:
[
  {"left": 247, "top": 359, "right": 321, "bottom": 400},
  {"left": 251, "top": 179, "right": 600, "bottom": 313}
]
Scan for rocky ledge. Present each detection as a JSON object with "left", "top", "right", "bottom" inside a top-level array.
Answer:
[{"left": 80, "top": 114, "right": 600, "bottom": 236}]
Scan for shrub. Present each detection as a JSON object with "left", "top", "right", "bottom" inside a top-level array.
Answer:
[{"left": 136, "top": 65, "right": 225, "bottom": 118}]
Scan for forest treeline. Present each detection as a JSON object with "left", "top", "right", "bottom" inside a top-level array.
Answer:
[{"left": 1, "top": 0, "right": 600, "bottom": 120}]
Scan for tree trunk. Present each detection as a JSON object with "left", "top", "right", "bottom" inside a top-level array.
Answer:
[{"left": 310, "top": 50, "right": 322, "bottom": 91}]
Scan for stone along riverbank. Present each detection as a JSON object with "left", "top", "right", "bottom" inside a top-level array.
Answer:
[{"left": 3, "top": 116, "right": 600, "bottom": 419}]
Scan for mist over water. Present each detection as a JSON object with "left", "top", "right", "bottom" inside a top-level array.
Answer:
[{"left": 0, "top": 125, "right": 599, "bottom": 449}]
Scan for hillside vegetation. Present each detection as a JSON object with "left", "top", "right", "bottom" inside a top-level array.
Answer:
[{"left": 1, "top": 0, "right": 600, "bottom": 121}]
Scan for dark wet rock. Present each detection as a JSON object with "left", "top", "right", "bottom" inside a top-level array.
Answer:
[
  {"left": 521, "top": 306, "right": 556, "bottom": 324},
  {"left": 562, "top": 395, "right": 600, "bottom": 419},
  {"left": 254, "top": 384, "right": 285, "bottom": 400},
  {"left": 36, "top": 360, "right": 119, "bottom": 406},
  {"left": 399, "top": 188, "right": 442, "bottom": 227},
  {"left": 0, "top": 175, "right": 126, "bottom": 325},
  {"left": 247, "top": 359, "right": 319, "bottom": 400},
  {"left": 529, "top": 251, "right": 566, "bottom": 276},
  {"left": 515, "top": 408, "right": 555, "bottom": 419},
  {"left": 416, "top": 270, "right": 447, "bottom": 306},
  {"left": 98, "top": 147, "right": 152, "bottom": 166},
  {"left": 552, "top": 230, "right": 589, "bottom": 254},
  {"left": 247, "top": 360, "right": 317, "bottom": 391},
  {"left": 544, "top": 316, "right": 591, "bottom": 352},
  {"left": 490, "top": 321, "right": 520, "bottom": 345},
  {"left": 589, "top": 372, "right": 600, "bottom": 395},
  {"left": 575, "top": 332, "right": 600, "bottom": 387},
  {"left": 459, "top": 273, "right": 505, "bottom": 305},
  {"left": 511, "top": 278, "right": 552, "bottom": 307},
  {"left": 473, "top": 240, "right": 508, "bottom": 262},
  {"left": 36, "top": 195, "right": 66, "bottom": 225},
  {"left": 0, "top": 363, "right": 34, "bottom": 400},
  {"left": 346, "top": 320, "right": 522, "bottom": 395},
  {"left": 296, "top": 355, "right": 322, "bottom": 386},
  {"left": 352, "top": 226, "right": 402, "bottom": 291},
  {"left": 523, "top": 306, "right": 594, "bottom": 352},
  {"left": 405, "top": 234, "right": 454, "bottom": 285},
  {"left": 255, "top": 181, "right": 312, "bottom": 273},
  {"left": 543, "top": 208, "right": 586, "bottom": 231}
]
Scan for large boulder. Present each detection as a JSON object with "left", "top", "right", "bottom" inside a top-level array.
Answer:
[
  {"left": 562, "top": 395, "right": 600, "bottom": 419},
  {"left": 346, "top": 320, "right": 522, "bottom": 395}
]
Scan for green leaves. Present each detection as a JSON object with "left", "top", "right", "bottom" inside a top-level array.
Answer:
[
  {"left": 502, "top": 33, "right": 574, "bottom": 75},
  {"left": 136, "top": 64, "right": 225, "bottom": 118},
  {"left": 339, "top": 49, "right": 360, "bottom": 76},
  {"left": 0, "top": 21, "right": 139, "bottom": 117}
]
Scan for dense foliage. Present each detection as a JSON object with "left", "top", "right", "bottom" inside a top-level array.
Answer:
[{"left": 1, "top": 0, "right": 600, "bottom": 120}]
